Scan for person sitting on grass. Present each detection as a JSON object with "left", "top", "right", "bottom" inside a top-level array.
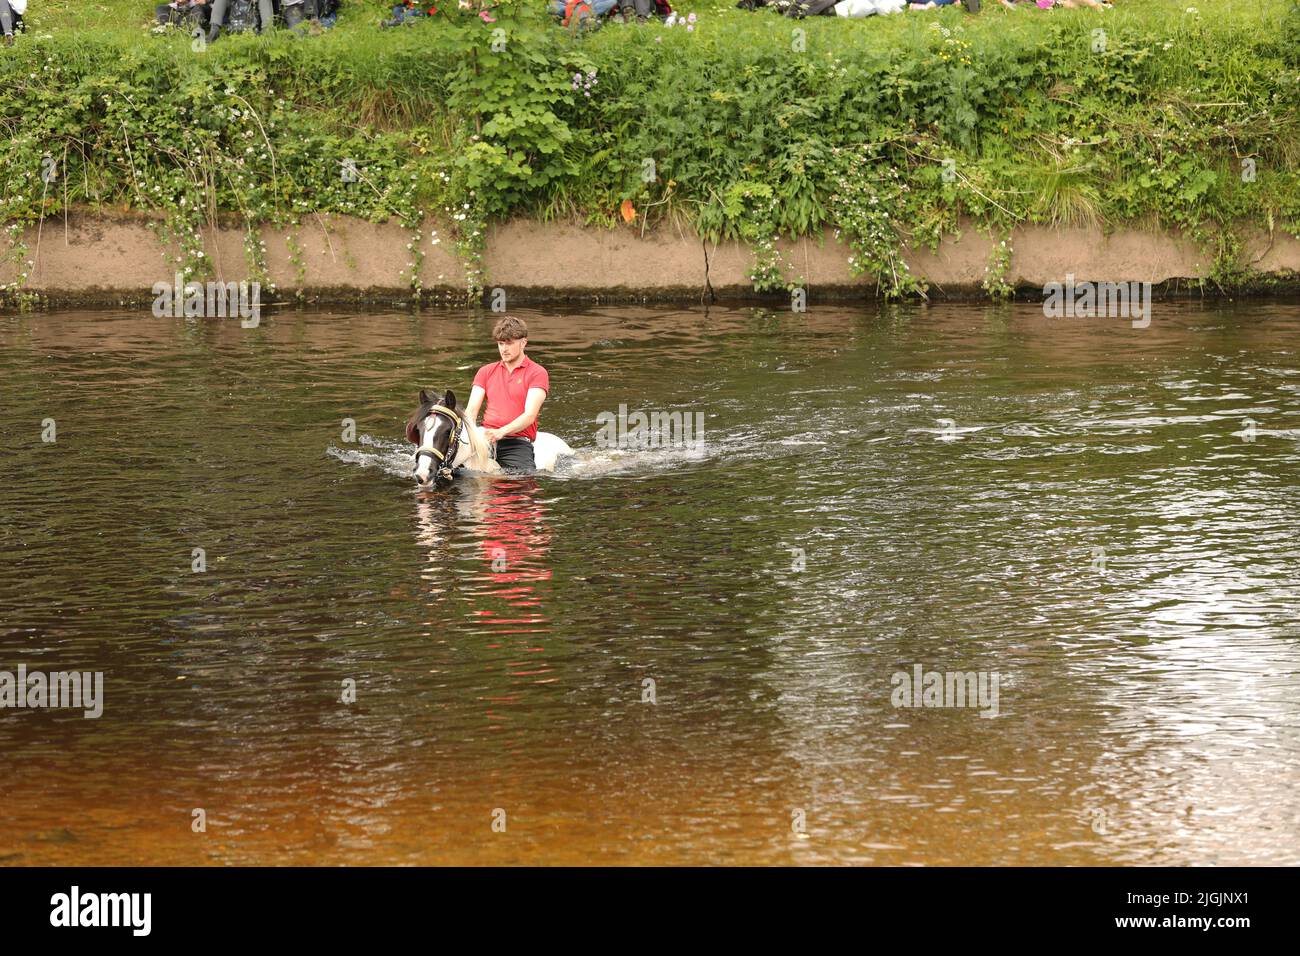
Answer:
[
  {"left": 552, "top": 0, "right": 674, "bottom": 24},
  {"left": 281, "top": 0, "right": 337, "bottom": 33},
  {"left": 383, "top": 0, "right": 496, "bottom": 23},
  {"left": 909, "top": 0, "right": 984, "bottom": 10},
  {"left": 206, "top": 0, "right": 272, "bottom": 39},
  {"left": 1001, "top": 0, "right": 1104, "bottom": 8},
  {"left": 155, "top": 0, "right": 210, "bottom": 31},
  {"left": 0, "top": 0, "right": 26, "bottom": 45},
  {"left": 201, "top": 0, "right": 339, "bottom": 40},
  {"left": 382, "top": 0, "right": 438, "bottom": 27},
  {"left": 829, "top": 0, "right": 911, "bottom": 13},
  {"left": 549, "top": 0, "right": 618, "bottom": 27},
  {"left": 617, "top": 0, "right": 657, "bottom": 22}
]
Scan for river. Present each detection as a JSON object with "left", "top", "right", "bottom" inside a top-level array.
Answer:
[{"left": 2, "top": 301, "right": 1298, "bottom": 865}]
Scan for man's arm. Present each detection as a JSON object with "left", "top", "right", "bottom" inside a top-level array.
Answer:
[
  {"left": 483, "top": 387, "right": 546, "bottom": 442},
  {"left": 463, "top": 385, "right": 486, "bottom": 425}
]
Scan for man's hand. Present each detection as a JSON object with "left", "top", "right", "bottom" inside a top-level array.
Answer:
[{"left": 481, "top": 427, "right": 504, "bottom": 443}]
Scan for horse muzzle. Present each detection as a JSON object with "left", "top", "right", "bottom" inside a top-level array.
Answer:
[{"left": 413, "top": 459, "right": 454, "bottom": 485}]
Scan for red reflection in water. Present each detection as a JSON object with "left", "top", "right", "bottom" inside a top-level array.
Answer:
[{"left": 415, "top": 476, "right": 556, "bottom": 731}]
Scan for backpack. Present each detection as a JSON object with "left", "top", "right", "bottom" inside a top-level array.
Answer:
[{"left": 227, "top": 0, "right": 259, "bottom": 31}]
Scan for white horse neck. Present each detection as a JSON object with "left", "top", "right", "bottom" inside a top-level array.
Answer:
[{"left": 456, "top": 420, "right": 501, "bottom": 472}]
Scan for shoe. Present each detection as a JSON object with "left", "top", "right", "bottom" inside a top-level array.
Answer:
[{"left": 206, "top": 23, "right": 221, "bottom": 42}]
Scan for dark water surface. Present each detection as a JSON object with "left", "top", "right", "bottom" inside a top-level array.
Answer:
[{"left": 2, "top": 302, "right": 1299, "bottom": 865}]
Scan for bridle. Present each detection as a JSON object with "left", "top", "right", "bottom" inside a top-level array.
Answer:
[{"left": 415, "top": 404, "right": 463, "bottom": 481}]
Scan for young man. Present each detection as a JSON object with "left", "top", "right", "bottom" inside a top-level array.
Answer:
[{"left": 464, "top": 316, "right": 550, "bottom": 473}]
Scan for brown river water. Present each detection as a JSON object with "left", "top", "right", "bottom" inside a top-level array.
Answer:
[{"left": 1, "top": 301, "right": 1299, "bottom": 865}]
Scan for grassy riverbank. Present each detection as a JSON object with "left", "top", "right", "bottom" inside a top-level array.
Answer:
[{"left": 2, "top": 0, "right": 1298, "bottom": 298}]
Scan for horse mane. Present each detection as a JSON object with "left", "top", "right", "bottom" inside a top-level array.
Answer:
[{"left": 460, "top": 418, "right": 502, "bottom": 473}]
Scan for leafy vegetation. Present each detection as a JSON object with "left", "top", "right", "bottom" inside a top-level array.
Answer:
[{"left": 2, "top": 0, "right": 1297, "bottom": 300}]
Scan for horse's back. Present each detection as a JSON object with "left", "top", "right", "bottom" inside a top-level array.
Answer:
[{"left": 533, "top": 432, "right": 573, "bottom": 472}]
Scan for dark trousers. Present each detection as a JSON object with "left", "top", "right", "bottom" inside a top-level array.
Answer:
[{"left": 494, "top": 437, "right": 535, "bottom": 473}]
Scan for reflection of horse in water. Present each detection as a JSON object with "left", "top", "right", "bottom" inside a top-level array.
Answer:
[
  {"left": 413, "top": 475, "right": 553, "bottom": 613},
  {"left": 406, "top": 389, "right": 573, "bottom": 485},
  {"left": 412, "top": 476, "right": 557, "bottom": 726}
]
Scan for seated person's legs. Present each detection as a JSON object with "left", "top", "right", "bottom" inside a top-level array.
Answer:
[
  {"left": 207, "top": 0, "right": 227, "bottom": 38},
  {"left": 208, "top": 0, "right": 271, "bottom": 37},
  {"left": 282, "top": 0, "right": 306, "bottom": 29},
  {"left": 185, "top": 1, "right": 212, "bottom": 30},
  {"left": 493, "top": 437, "right": 536, "bottom": 474},
  {"left": 2, "top": 0, "right": 18, "bottom": 37},
  {"left": 550, "top": 0, "right": 618, "bottom": 21}
]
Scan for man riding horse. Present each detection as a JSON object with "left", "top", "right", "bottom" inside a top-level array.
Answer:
[{"left": 463, "top": 316, "right": 550, "bottom": 474}]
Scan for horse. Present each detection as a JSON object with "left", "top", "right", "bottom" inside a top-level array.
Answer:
[{"left": 406, "top": 389, "right": 573, "bottom": 485}]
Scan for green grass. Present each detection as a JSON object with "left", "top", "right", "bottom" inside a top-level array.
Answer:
[{"left": 3, "top": 0, "right": 1298, "bottom": 298}]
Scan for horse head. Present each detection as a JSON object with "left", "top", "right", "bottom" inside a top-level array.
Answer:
[{"left": 407, "top": 388, "right": 469, "bottom": 485}]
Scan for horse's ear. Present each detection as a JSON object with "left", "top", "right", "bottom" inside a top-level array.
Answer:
[
  {"left": 419, "top": 389, "right": 431, "bottom": 405},
  {"left": 444, "top": 389, "right": 457, "bottom": 411}
]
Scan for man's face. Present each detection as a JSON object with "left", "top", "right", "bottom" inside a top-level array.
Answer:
[{"left": 497, "top": 337, "right": 526, "bottom": 363}]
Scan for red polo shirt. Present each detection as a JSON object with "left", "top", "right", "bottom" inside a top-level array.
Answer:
[{"left": 472, "top": 355, "right": 549, "bottom": 442}]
